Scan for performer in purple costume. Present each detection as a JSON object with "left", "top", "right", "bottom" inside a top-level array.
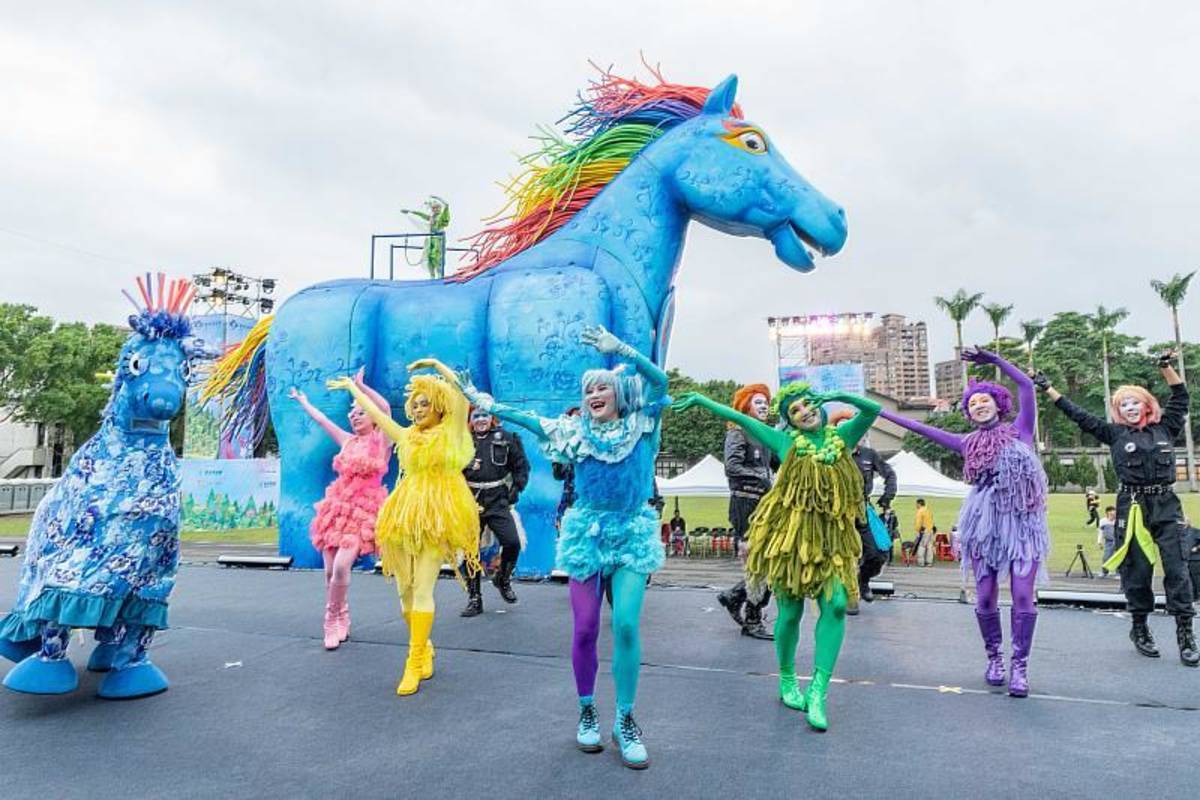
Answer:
[{"left": 879, "top": 347, "right": 1049, "bottom": 697}]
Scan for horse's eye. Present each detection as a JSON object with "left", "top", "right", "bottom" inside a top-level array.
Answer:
[
  {"left": 737, "top": 131, "right": 767, "bottom": 153},
  {"left": 128, "top": 353, "right": 148, "bottom": 376},
  {"left": 180, "top": 361, "right": 192, "bottom": 382}
]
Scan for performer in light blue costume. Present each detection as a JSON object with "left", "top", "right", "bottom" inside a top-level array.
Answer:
[
  {"left": 0, "top": 275, "right": 198, "bottom": 699},
  {"left": 453, "top": 324, "right": 666, "bottom": 770}
]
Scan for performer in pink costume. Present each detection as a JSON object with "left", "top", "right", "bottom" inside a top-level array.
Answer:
[{"left": 289, "top": 368, "right": 392, "bottom": 650}]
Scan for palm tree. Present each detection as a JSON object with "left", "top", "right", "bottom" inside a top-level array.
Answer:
[
  {"left": 1088, "top": 305, "right": 1129, "bottom": 424},
  {"left": 934, "top": 289, "right": 983, "bottom": 388},
  {"left": 1020, "top": 318, "right": 1046, "bottom": 449},
  {"left": 982, "top": 302, "right": 1014, "bottom": 380},
  {"left": 1151, "top": 270, "right": 1197, "bottom": 490},
  {"left": 1019, "top": 319, "right": 1045, "bottom": 371}
]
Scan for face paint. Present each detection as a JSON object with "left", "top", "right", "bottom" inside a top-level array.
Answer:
[
  {"left": 749, "top": 393, "right": 770, "bottom": 421},
  {"left": 470, "top": 408, "right": 493, "bottom": 434},
  {"left": 584, "top": 381, "right": 618, "bottom": 423},
  {"left": 788, "top": 399, "right": 822, "bottom": 431},
  {"left": 1118, "top": 396, "right": 1146, "bottom": 426},
  {"left": 967, "top": 392, "right": 999, "bottom": 425}
]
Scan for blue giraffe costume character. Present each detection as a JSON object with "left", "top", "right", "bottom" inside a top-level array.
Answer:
[{"left": 0, "top": 274, "right": 199, "bottom": 699}]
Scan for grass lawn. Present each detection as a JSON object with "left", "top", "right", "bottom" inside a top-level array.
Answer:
[
  {"left": 3, "top": 492, "right": 1198, "bottom": 574},
  {"left": 666, "top": 493, "right": 1200, "bottom": 574}
]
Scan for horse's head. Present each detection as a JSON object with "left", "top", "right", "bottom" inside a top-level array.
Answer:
[
  {"left": 108, "top": 334, "right": 191, "bottom": 436},
  {"left": 655, "top": 75, "right": 847, "bottom": 271}
]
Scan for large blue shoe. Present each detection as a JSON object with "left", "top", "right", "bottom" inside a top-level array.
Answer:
[
  {"left": 97, "top": 661, "right": 169, "bottom": 700},
  {"left": 612, "top": 705, "right": 649, "bottom": 770},
  {"left": 0, "top": 637, "right": 41, "bottom": 664},
  {"left": 3, "top": 654, "right": 79, "bottom": 695},
  {"left": 86, "top": 643, "right": 119, "bottom": 673},
  {"left": 576, "top": 697, "right": 603, "bottom": 753}
]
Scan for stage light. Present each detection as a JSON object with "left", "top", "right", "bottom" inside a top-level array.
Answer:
[
  {"left": 0, "top": 544, "right": 18, "bottom": 557},
  {"left": 260, "top": 299, "right": 274, "bottom": 313},
  {"left": 216, "top": 555, "right": 293, "bottom": 570},
  {"left": 262, "top": 279, "right": 276, "bottom": 294}
]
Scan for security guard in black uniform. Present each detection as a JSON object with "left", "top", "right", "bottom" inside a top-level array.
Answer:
[
  {"left": 1036, "top": 351, "right": 1199, "bottom": 666},
  {"left": 461, "top": 407, "right": 530, "bottom": 617},
  {"left": 849, "top": 440, "right": 897, "bottom": 614}
]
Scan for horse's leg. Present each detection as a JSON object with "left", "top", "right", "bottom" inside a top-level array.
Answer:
[
  {"left": 87, "top": 624, "right": 123, "bottom": 672},
  {"left": 97, "top": 624, "right": 169, "bottom": 700},
  {"left": 2, "top": 622, "right": 79, "bottom": 695}
]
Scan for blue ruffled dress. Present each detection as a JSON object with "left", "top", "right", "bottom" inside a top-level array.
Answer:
[{"left": 539, "top": 398, "right": 666, "bottom": 582}]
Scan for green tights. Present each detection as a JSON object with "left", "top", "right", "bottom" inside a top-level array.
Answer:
[{"left": 774, "top": 580, "right": 848, "bottom": 677}]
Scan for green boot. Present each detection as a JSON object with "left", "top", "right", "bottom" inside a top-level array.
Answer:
[
  {"left": 805, "top": 668, "right": 832, "bottom": 732},
  {"left": 779, "top": 670, "right": 807, "bottom": 710}
]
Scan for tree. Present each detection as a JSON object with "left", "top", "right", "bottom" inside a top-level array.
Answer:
[
  {"left": 1019, "top": 319, "right": 1045, "bottom": 371},
  {"left": 1042, "top": 453, "right": 1067, "bottom": 492},
  {"left": 1150, "top": 270, "right": 1197, "bottom": 491},
  {"left": 659, "top": 369, "right": 740, "bottom": 463},
  {"left": 1069, "top": 457, "right": 1098, "bottom": 491},
  {"left": 934, "top": 289, "right": 983, "bottom": 386},
  {"left": 981, "top": 302, "right": 1014, "bottom": 380},
  {"left": 0, "top": 304, "right": 54, "bottom": 421},
  {"left": 1088, "top": 305, "right": 1129, "bottom": 423}
]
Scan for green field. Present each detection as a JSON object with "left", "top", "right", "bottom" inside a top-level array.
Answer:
[{"left": 3, "top": 492, "right": 1197, "bottom": 574}]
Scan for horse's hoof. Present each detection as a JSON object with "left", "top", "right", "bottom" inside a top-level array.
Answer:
[
  {"left": 97, "top": 662, "right": 169, "bottom": 700},
  {"left": 87, "top": 643, "right": 119, "bottom": 673},
  {"left": 3, "top": 654, "right": 79, "bottom": 695},
  {"left": 0, "top": 637, "right": 40, "bottom": 664}
]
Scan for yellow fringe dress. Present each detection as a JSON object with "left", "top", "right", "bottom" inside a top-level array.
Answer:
[
  {"left": 373, "top": 377, "right": 482, "bottom": 579},
  {"left": 744, "top": 444, "right": 864, "bottom": 603}
]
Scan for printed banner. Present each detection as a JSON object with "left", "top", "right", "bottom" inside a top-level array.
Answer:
[
  {"left": 183, "top": 313, "right": 259, "bottom": 459},
  {"left": 180, "top": 458, "right": 280, "bottom": 532},
  {"left": 778, "top": 362, "right": 866, "bottom": 395}
]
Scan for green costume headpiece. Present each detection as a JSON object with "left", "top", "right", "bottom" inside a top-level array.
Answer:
[{"left": 773, "top": 381, "right": 827, "bottom": 428}]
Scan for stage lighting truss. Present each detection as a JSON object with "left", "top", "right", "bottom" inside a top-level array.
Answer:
[{"left": 191, "top": 268, "right": 278, "bottom": 320}]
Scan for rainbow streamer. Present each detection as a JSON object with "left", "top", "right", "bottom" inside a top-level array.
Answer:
[
  {"left": 456, "top": 63, "right": 744, "bottom": 281},
  {"left": 199, "top": 315, "right": 274, "bottom": 450}
]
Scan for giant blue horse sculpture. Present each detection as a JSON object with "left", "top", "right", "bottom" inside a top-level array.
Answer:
[{"left": 220, "top": 70, "right": 847, "bottom": 573}]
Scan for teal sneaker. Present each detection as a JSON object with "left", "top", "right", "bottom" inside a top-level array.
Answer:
[
  {"left": 576, "top": 697, "right": 602, "bottom": 752},
  {"left": 613, "top": 705, "right": 649, "bottom": 770}
]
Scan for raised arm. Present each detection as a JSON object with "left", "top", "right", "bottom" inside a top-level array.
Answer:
[
  {"left": 288, "top": 387, "right": 351, "bottom": 447},
  {"left": 878, "top": 408, "right": 966, "bottom": 455},
  {"left": 824, "top": 391, "right": 882, "bottom": 449},
  {"left": 1032, "top": 371, "right": 1115, "bottom": 446},
  {"left": 327, "top": 376, "right": 405, "bottom": 442},
  {"left": 451, "top": 375, "right": 554, "bottom": 441},
  {"left": 353, "top": 367, "right": 391, "bottom": 418},
  {"left": 963, "top": 347, "right": 1036, "bottom": 445},
  {"left": 1157, "top": 350, "right": 1190, "bottom": 439},
  {"left": 581, "top": 325, "right": 668, "bottom": 405},
  {"left": 672, "top": 392, "right": 792, "bottom": 461}
]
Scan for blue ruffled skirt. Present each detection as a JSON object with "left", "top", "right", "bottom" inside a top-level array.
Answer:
[{"left": 556, "top": 505, "right": 664, "bottom": 581}]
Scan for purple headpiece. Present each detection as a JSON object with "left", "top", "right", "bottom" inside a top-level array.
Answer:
[{"left": 960, "top": 379, "right": 1013, "bottom": 424}]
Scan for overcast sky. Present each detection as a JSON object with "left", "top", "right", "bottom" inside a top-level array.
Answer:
[{"left": 2, "top": 1, "right": 1198, "bottom": 387}]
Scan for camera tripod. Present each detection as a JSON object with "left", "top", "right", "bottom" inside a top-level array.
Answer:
[{"left": 1065, "top": 543, "right": 1094, "bottom": 579}]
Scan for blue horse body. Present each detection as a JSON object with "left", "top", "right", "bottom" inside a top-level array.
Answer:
[{"left": 267, "top": 76, "right": 847, "bottom": 573}]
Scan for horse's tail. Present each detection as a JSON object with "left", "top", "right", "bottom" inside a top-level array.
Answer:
[{"left": 199, "top": 315, "right": 274, "bottom": 450}]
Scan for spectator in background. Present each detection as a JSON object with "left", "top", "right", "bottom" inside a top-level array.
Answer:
[
  {"left": 1098, "top": 506, "right": 1118, "bottom": 577},
  {"left": 669, "top": 508, "right": 686, "bottom": 537},
  {"left": 883, "top": 505, "right": 900, "bottom": 564},
  {"left": 914, "top": 498, "right": 935, "bottom": 567},
  {"left": 1084, "top": 489, "right": 1100, "bottom": 527}
]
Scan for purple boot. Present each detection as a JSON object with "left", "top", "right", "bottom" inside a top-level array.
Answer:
[
  {"left": 975, "top": 610, "right": 1005, "bottom": 687},
  {"left": 1009, "top": 610, "right": 1037, "bottom": 698}
]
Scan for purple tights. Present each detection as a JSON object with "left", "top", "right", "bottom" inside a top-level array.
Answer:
[
  {"left": 973, "top": 558, "right": 1038, "bottom": 614},
  {"left": 569, "top": 577, "right": 602, "bottom": 697}
]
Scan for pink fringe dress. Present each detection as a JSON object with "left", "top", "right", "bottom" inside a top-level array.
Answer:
[{"left": 310, "top": 430, "right": 390, "bottom": 556}]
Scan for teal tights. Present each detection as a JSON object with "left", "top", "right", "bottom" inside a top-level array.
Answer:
[
  {"left": 570, "top": 567, "right": 647, "bottom": 707},
  {"left": 773, "top": 580, "right": 848, "bottom": 675}
]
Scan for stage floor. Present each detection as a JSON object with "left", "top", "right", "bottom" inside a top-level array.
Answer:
[{"left": 0, "top": 560, "right": 1196, "bottom": 799}]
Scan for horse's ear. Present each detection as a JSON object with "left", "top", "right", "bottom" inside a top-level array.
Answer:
[{"left": 702, "top": 74, "right": 738, "bottom": 115}]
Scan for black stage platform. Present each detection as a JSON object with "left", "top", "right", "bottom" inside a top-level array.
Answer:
[{"left": 0, "top": 560, "right": 1196, "bottom": 799}]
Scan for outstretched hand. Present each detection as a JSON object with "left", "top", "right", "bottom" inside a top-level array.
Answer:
[
  {"left": 407, "top": 357, "right": 444, "bottom": 373},
  {"left": 961, "top": 346, "right": 997, "bottom": 365},
  {"left": 580, "top": 324, "right": 622, "bottom": 355},
  {"left": 1029, "top": 370, "right": 1052, "bottom": 392},
  {"left": 326, "top": 376, "right": 354, "bottom": 392},
  {"left": 353, "top": 366, "right": 366, "bottom": 385},
  {"left": 670, "top": 392, "right": 706, "bottom": 412},
  {"left": 287, "top": 387, "right": 306, "bottom": 403},
  {"left": 1157, "top": 349, "right": 1178, "bottom": 370}
]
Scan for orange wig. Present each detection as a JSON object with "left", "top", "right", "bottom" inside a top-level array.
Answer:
[
  {"left": 732, "top": 383, "right": 772, "bottom": 414},
  {"left": 1110, "top": 385, "right": 1162, "bottom": 429}
]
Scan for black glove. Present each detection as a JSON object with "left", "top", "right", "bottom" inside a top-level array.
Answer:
[
  {"left": 1157, "top": 351, "right": 1176, "bottom": 370},
  {"left": 1031, "top": 371, "right": 1051, "bottom": 391}
]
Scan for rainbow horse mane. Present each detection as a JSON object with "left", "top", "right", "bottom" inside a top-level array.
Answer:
[{"left": 455, "top": 63, "right": 743, "bottom": 281}]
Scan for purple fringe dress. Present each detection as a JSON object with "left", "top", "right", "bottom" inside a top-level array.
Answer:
[{"left": 956, "top": 424, "right": 1050, "bottom": 584}]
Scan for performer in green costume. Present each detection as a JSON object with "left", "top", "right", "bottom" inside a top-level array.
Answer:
[
  {"left": 672, "top": 383, "right": 880, "bottom": 731},
  {"left": 401, "top": 195, "right": 450, "bottom": 278}
]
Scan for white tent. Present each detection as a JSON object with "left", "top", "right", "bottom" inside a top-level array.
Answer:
[
  {"left": 874, "top": 450, "right": 970, "bottom": 499},
  {"left": 658, "top": 454, "right": 729, "bottom": 497}
]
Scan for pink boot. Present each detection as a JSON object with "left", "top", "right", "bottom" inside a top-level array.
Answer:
[
  {"left": 332, "top": 580, "right": 351, "bottom": 642},
  {"left": 323, "top": 582, "right": 347, "bottom": 651}
]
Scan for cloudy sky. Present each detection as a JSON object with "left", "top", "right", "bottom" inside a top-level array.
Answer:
[{"left": 2, "top": 1, "right": 1198, "bottom": 386}]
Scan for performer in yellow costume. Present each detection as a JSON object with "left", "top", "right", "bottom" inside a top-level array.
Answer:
[{"left": 328, "top": 357, "right": 481, "bottom": 696}]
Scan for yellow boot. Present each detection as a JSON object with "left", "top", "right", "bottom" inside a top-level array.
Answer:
[
  {"left": 397, "top": 610, "right": 434, "bottom": 696},
  {"left": 403, "top": 611, "right": 434, "bottom": 680}
]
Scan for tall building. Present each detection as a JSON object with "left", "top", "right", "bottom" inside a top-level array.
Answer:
[
  {"left": 935, "top": 358, "right": 964, "bottom": 403},
  {"left": 792, "top": 312, "right": 932, "bottom": 401}
]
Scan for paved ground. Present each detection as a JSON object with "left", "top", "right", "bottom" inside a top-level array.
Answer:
[{"left": 0, "top": 557, "right": 1196, "bottom": 800}]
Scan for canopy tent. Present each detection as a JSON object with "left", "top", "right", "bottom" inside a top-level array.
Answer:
[
  {"left": 657, "top": 454, "right": 730, "bottom": 497},
  {"left": 873, "top": 450, "right": 970, "bottom": 499}
]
